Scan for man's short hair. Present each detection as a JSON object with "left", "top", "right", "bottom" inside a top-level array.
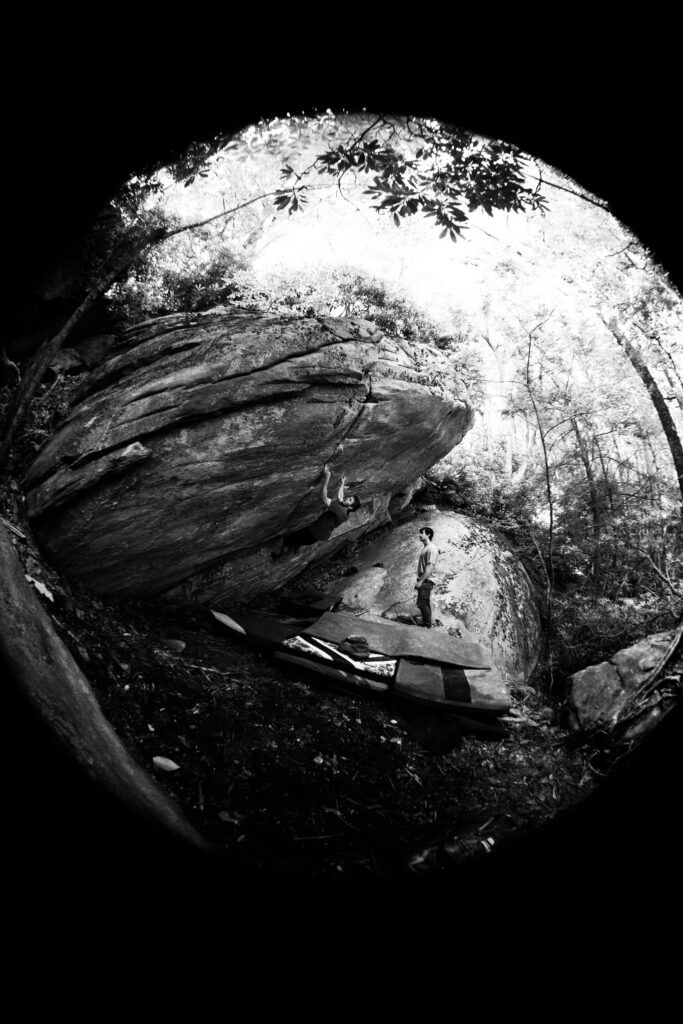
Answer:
[
  {"left": 350, "top": 495, "right": 362, "bottom": 511},
  {"left": 420, "top": 526, "right": 434, "bottom": 541}
]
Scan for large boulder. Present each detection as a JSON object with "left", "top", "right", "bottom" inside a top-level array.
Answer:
[
  {"left": 324, "top": 511, "right": 542, "bottom": 684},
  {"left": 24, "top": 309, "right": 474, "bottom": 604},
  {"left": 564, "top": 630, "right": 678, "bottom": 732}
]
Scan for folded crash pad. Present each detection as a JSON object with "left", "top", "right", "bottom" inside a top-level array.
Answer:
[
  {"left": 211, "top": 610, "right": 309, "bottom": 645},
  {"left": 463, "top": 666, "right": 510, "bottom": 707},
  {"left": 210, "top": 608, "right": 510, "bottom": 715},
  {"left": 304, "top": 610, "right": 490, "bottom": 669},
  {"left": 394, "top": 659, "right": 510, "bottom": 710}
]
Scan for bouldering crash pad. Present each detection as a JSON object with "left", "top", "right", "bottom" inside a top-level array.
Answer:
[
  {"left": 303, "top": 610, "right": 490, "bottom": 669},
  {"left": 394, "top": 659, "right": 510, "bottom": 711},
  {"left": 211, "top": 607, "right": 510, "bottom": 715}
]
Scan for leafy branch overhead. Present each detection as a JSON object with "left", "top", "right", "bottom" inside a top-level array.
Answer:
[{"left": 276, "top": 115, "right": 549, "bottom": 239}]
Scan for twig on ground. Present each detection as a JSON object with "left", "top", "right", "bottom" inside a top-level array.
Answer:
[
  {"left": 586, "top": 756, "right": 610, "bottom": 778},
  {"left": 614, "top": 620, "right": 683, "bottom": 725},
  {"left": 323, "top": 807, "right": 362, "bottom": 831},
  {"left": 0, "top": 515, "right": 26, "bottom": 540},
  {"left": 152, "top": 650, "right": 228, "bottom": 676},
  {"left": 43, "top": 371, "right": 64, "bottom": 398},
  {"left": 477, "top": 815, "right": 497, "bottom": 833},
  {"left": 290, "top": 832, "right": 344, "bottom": 842},
  {"left": 404, "top": 766, "right": 423, "bottom": 786}
]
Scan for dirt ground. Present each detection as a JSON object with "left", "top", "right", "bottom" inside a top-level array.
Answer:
[{"left": 4, "top": 482, "right": 602, "bottom": 882}]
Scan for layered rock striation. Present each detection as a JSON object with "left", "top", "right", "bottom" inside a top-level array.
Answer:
[{"left": 25, "top": 309, "right": 474, "bottom": 603}]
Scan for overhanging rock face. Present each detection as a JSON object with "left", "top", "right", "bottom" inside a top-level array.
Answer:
[{"left": 25, "top": 309, "right": 475, "bottom": 604}]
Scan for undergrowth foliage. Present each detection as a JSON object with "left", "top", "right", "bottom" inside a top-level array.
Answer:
[
  {"left": 553, "top": 591, "right": 677, "bottom": 678},
  {"left": 108, "top": 234, "right": 244, "bottom": 323},
  {"left": 1, "top": 373, "right": 80, "bottom": 479},
  {"left": 426, "top": 450, "right": 682, "bottom": 687}
]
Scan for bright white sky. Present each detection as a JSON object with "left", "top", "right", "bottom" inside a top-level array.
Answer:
[{"left": 154, "top": 121, "right": 594, "bottom": 333}]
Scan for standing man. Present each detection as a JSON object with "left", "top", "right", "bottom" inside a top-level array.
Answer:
[{"left": 415, "top": 526, "right": 438, "bottom": 629}]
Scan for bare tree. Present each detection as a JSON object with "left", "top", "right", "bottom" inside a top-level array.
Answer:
[
  {"left": 520, "top": 317, "right": 556, "bottom": 688},
  {"left": 602, "top": 318, "right": 683, "bottom": 522}
]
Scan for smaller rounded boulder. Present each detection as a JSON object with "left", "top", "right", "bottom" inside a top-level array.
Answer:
[{"left": 327, "top": 510, "right": 542, "bottom": 684}]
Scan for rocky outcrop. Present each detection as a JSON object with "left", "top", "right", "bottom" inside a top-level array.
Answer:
[
  {"left": 321, "top": 511, "right": 542, "bottom": 684},
  {"left": 565, "top": 629, "right": 680, "bottom": 733},
  {"left": 25, "top": 309, "right": 474, "bottom": 604}
]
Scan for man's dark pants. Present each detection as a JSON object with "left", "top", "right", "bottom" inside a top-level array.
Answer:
[
  {"left": 416, "top": 580, "right": 434, "bottom": 628},
  {"left": 280, "top": 525, "right": 317, "bottom": 553}
]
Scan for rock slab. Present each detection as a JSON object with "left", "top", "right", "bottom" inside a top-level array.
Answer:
[
  {"left": 565, "top": 630, "right": 678, "bottom": 731},
  {"left": 25, "top": 309, "right": 474, "bottom": 603}
]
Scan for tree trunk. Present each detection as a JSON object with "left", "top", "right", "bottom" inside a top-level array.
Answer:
[
  {"left": 0, "top": 523, "right": 209, "bottom": 853},
  {"left": 523, "top": 328, "right": 555, "bottom": 688},
  {"left": 660, "top": 363, "right": 683, "bottom": 417},
  {"left": 571, "top": 417, "right": 601, "bottom": 577},
  {"left": 595, "top": 436, "right": 620, "bottom": 592},
  {"left": 637, "top": 323, "right": 683, "bottom": 413},
  {"left": 605, "top": 320, "right": 683, "bottom": 521},
  {"left": 641, "top": 437, "right": 662, "bottom": 514},
  {"left": 512, "top": 418, "right": 533, "bottom": 484},
  {"left": 595, "top": 437, "right": 615, "bottom": 516},
  {"left": 504, "top": 431, "right": 513, "bottom": 478}
]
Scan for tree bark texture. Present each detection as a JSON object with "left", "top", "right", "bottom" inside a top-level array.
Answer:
[
  {"left": 607, "top": 322, "right": 683, "bottom": 518},
  {"left": 572, "top": 417, "right": 601, "bottom": 576},
  {"left": 0, "top": 524, "right": 209, "bottom": 853}
]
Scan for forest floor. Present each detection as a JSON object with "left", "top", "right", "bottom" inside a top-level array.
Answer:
[
  {"left": 1, "top": 370, "right": 613, "bottom": 883},
  {"left": 3, "top": 466, "right": 603, "bottom": 883}
]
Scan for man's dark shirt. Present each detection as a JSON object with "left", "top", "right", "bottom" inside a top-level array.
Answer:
[{"left": 309, "top": 499, "right": 350, "bottom": 541}]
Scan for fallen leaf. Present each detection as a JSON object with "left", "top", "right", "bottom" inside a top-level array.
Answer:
[
  {"left": 165, "top": 640, "right": 186, "bottom": 653},
  {"left": 152, "top": 756, "right": 180, "bottom": 772},
  {"left": 25, "top": 575, "right": 54, "bottom": 602},
  {"left": 218, "top": 811, "right": 242, "bottom": 824}
]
